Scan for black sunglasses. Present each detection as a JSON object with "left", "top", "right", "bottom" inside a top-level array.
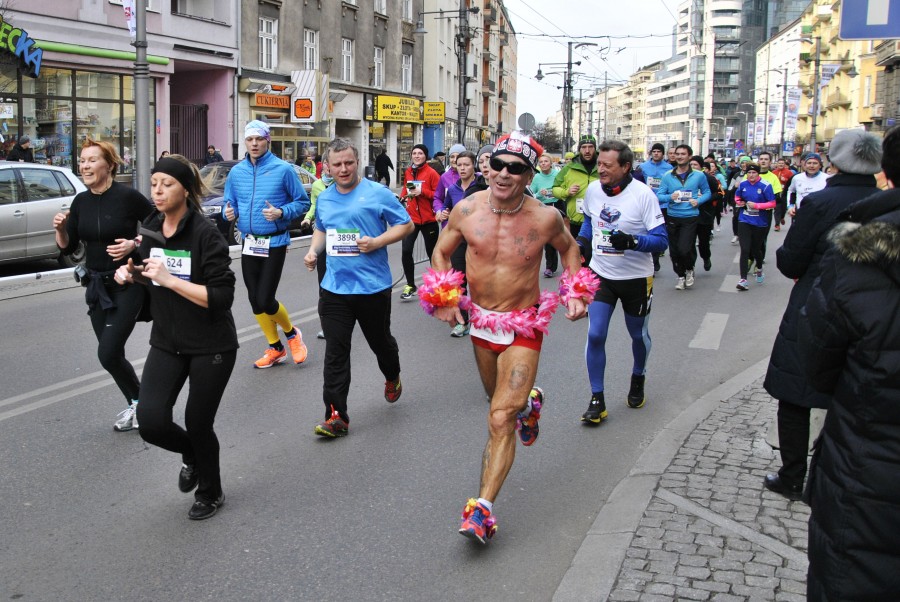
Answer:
[{"left": 489, "top": 156, "right": 532, "bottom": 175}]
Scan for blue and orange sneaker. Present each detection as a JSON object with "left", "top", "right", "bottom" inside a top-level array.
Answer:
[
  {"left": 517, "top": 387, "right": 544, "bottom": 446},
  {"left": 459, "top": 498, "right": 497, "bottom": 544}
]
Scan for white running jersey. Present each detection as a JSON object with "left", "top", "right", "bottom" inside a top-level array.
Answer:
[
  {"left": 788, "top": 172, "right": 829, "bottom": 209},
  {"left": 583, "top": 178, "right": 665, "bottom": 280}
]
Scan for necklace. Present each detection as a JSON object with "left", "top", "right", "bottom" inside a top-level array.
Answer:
[{"left": 488, "top": 192, "right": 526, "bottom": 215}]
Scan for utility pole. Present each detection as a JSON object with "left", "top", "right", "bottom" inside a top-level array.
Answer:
[
  {"left": 133, "top": 0, "right": 150, "bottom": 194},
  {"left": 779, "top": 68, "right": 788, "bottom": 157},
  {"left": 809, "top": 36, "right": 821, "bottom": 154},
  {"left": 456, "top": 1, "right": 469, "bottom": 145},
  {"left": 565, "top": 41, "right": 573, "bottom": 151}
]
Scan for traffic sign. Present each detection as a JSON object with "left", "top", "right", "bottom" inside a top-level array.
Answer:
[
  {"left": 734, "top": 140, "right": 744, "bottom": 152},
  {"left": 783, "top": 141, "right": 795, "bottom": 154},
  {"left": 840, "top": 0, "right": 900, "bottom": 40}
]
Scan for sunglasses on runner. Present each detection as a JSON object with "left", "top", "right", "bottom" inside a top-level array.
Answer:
[{"left": 489, "top": 156, "right": 532, "bottom": 175}]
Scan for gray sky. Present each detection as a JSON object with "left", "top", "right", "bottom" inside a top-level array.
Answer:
[{"left": 503, "top": 0, "right": 681, "bottom": 125}]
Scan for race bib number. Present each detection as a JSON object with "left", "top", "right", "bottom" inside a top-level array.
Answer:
[
  {"left": 326, "top": 228, "right": 360, "bottom": 256},
  {"left": 470, "top": 322, "right": 515, "bottom": 346},
  {"left": 744, "top": 206, "right": 759, "bottom": 216},
  {"left": 242, "top": 234, "right": 271, "bottom": 257},
  {"left": 593, "top": 227, "right": 623, "bottom": 256},
  {"left": 149, "top": 247, "right": 191, "bottom": 285},
  {"left": 675, "top": 190, "right": 693, "bottom": 203},
  {"left": 647, "top": 177, "right": 661, "bottom": 189},
  {"left": 575, "top": 198, "right": 585, "bottom": 213}
]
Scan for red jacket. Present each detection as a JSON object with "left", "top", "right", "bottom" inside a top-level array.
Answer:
[
  {"left": 402, "top": 162, "right": 440, "bottom": 225},
  {"left": 772, "top": 167, "right": 794, "bottom": 189}
]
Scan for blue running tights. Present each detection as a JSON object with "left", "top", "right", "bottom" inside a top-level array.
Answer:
[{"left": 586, "top": 302, "right": 651, "bottom": 393}]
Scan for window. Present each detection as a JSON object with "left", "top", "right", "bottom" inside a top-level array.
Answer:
[
  {"left": 344, "top": 0, "right": 358, "bottom": 4},
  {"left": 109, "top": 0, "right": 159, "bottom": 11},
  {"left": 373, "top": 47, "right": 384, "bottom": 89},
  {"left": 341, "top": 38, "right": 353, "bottom": 83},
  {"left": 304, "top": 29, "right": 318, "bottom": 71},
  {"left": 374, "top": 0, "right": 386, "bottom": 13},
  {"left": 259, "top": 17, "right": 278, "bottom": 72},
  {"left": 171, "top": 0, "right": 217, "bottom": 20},
  {"left": 864, "top": 75, "right": 872, "bottom": 107},
  {"left": 0, "top": 170, "right": 18, "bottom": 205},
  {"left": 20, "top": 169, "right": 63, "bottom": 201},
  {"left": 401, "top": 53, "right": 412, "bottom": 93},
  {"left": 402, "top": 0, "right": 412, "bottom": 21}
]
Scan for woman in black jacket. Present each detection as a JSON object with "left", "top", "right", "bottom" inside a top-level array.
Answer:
[
  {"left": 53, "top": 138, "right": 153, "bottom": 431},
  {"left": 115, "top": 155, "right": 238, "bottom": 520},
  {"left": 799, "top": 204, "right": 900, "bottom": 601}
]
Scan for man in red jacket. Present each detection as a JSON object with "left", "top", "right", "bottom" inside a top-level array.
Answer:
[
  {"left": 400, "top": 143, "right": 440, "bottom": 300},
  {"left": 771, "top": 157, "right": 795, "bottom": 231}
]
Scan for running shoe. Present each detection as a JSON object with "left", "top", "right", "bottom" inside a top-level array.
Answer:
[
  {"left": 703, "top": 258, "right": 712, "bottom": 271},
  {"left": 543, "top": 268, "right": 554, "bottom": 278},
  {"left": 188, "top": 494, "right": 224, "bottom": 520},
  {"left": 581, "top": 392, "right": 608, "bottom": 425},
  {"left": 685, "top": 269, "right": 695, "bottom": 288},
  {"left": 113, "top": 403, "right": 138, "bottom": 432},
  {"left": 736, "top": 279, "right": 749, "bottom": 291},
  {"left": 627, "top": 375, "right": 646, "bottom": 409},
  {"left": 675, "top": 277, "right": 686, "bottom": 291},
  {"left": 756, "top": 269, "right": 765, "bottom": 284},
  {"left": 314, "top": 407, "right": 349, "bottom": 438},
  {"left": 254, "top": 347, "right": 287, "bottom": 369},
  {"left": 517, "top": 387, "right": 544, "bottom": 446},
  {"left": 450, "top": 323, "right": 470, "bottom": 338},
  {"left": 774, "top": 224, "right": 781, "bottom": 232},
  {"left": 731, "top": 236, "right": 739, "bottom": 245},
  {"left": 459, "top": 498, "right": 497, "bottom": 544},
  {"left": 316, "top": 330, "right": 325, "bottom": 340},
  {"left": 178, "top": 463, "right": 199, "bottom": 493},
  {"left": 384, "top": 377, "right": 402, "bottom": 403},
  {"left": 286, "top": 328, "right": 308, "bottom": 364},
  {"left": 399, "top": 285, "right": 417, "bottom": 301}
]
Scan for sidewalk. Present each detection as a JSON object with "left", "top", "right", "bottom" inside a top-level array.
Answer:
[{"left": 555, "top": 358, "right": 809, "bottom": 602}]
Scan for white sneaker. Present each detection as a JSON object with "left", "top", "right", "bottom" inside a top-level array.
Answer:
[
  {"left": 114, "top": 403, "right": 138, "bottom": 432},
  {"left": 715, "top": 226, "right": 721, "bottom": 232},
  {"left": 685, "top": 270, "right": 695, "bottom": 288},
  {"left": 675, "top": 277, "right": 686, "bottom": 290},
  {"left": 730, "top": 236, "right": 739, "bottom": 245}
]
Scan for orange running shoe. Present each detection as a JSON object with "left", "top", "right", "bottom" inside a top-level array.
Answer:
[
  {"left": 517, "top": 387, "right": 544, "bottom": 446},
  {"left": 254, "top": 347, "right": 287, "bottom": 369},
  {"left": 459, "top": 498, "right": 497, "bottom": 544},
  {"left": 287, "top": 328, "right": 308, "bottom": 364}
]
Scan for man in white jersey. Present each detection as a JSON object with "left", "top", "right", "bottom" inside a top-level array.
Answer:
[
  {"left": 787, "top": 153, "right": 829, "bottom": 215},
  {"left": 575, "top": 140, "right": 669, "bottom": 424}
]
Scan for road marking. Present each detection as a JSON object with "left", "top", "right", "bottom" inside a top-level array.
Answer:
[
  {"left": 689, "top": 312, "right": 729, "bottom": 350},
  {"left": 868, "top": 0, "right": 889, "bottom": 25}
]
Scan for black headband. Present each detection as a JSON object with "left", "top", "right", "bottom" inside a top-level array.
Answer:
[{"left": 152, "top": 157, "right": 195, "bottom": 193}]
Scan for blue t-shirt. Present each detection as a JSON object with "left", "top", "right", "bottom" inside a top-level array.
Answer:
[
  {"left": 736, "top": 179, "right": 776, "bottom": 228},
  {"left": 315, "top": 178, "right": 411, "bottom": 294}
]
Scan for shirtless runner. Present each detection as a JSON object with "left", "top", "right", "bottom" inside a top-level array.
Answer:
[{"left": 428, "top": 132, "right": 591, "bottom": 543}]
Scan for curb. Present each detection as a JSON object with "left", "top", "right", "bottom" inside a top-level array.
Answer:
[{"left": 553, "top": 357, "right": 772, "bottom": 601}]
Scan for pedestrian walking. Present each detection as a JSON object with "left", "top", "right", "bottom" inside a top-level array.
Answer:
[{"left": 53, "top": 138, "right": 153, "bottom": 431}]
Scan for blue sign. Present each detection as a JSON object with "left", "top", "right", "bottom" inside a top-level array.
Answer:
[
  {"left": 840, "top": 0, "right": 900, "bottom": 40},
  {"left": 734, "top": 140, "right": 744, "bottom": 151},
  {"left": 783, "top": 141, "right": 795, "bottom": 154}
]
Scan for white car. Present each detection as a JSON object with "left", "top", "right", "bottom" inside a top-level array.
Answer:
[{"left": 0, "top": 161, "right": 87, "bottom": 267}]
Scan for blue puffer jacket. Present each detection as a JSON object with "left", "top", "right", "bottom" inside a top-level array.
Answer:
[{"left": 223, "top": 151, "right": 310, "bottom": 247}]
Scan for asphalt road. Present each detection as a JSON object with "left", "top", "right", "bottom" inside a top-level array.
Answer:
[{"left": 0, "top": 226, "right": 793, "bottom": 601}]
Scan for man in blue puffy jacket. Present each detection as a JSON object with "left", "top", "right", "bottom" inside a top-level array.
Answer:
[{"left": 224, "top": 120, "right": 311, "bottom": 368}]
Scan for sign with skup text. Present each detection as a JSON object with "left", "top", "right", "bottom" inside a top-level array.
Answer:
[
  {"left": 423, "top": 102, "right": 446, "bottom": 123},
  {"left": 368, "top": 95, "right": 424, "bottom": 124}
]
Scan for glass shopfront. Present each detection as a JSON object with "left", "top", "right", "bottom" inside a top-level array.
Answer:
[
  {"left": 0, "top": 64, "right": 155, "bottom": 173},
  {"left": 252, "top": 106, "right": 330, "bottom": 167}
]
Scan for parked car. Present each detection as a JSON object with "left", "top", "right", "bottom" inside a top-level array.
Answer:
[
  {"left": 0, "top": 161, "right": 88, "bottom": 267},
  {"left": 199, "top": 160, "right": 317, "bottom": 245}
]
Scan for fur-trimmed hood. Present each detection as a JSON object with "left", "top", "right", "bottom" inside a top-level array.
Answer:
[{"left": 830, "top": 216, "right": 900, "bottom": 266}]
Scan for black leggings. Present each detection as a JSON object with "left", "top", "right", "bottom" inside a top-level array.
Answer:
[
  {"left": 137, "top": 347, "right": 236, "bottom": 503},
  {"left": 401, "top": 222, "right": 439, "bottom": 286},
  {"left": 241, "top": 245, "right": 287, "bottom": 315},
  {"left": 318, "top": 288, "right": 400, "bottom": 423},
  {"left": 738, "top": 222, "right": 767, "bottom": 279},
  {"left": 88, "top": 283, "right": 143, "bottom": 404}
]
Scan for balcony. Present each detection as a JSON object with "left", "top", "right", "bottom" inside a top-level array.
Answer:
[
  {"left": 876, "top": 40, "right": 900, "bottom": 67},
  {"left": 481, "top": 79, "right": 496, "bottom": 96},
  {"left": 825, "top": 91, "right": 851, "bottom": 109},
  {"left": 483, "top": 4, "right": 497, "bottom": 24}
]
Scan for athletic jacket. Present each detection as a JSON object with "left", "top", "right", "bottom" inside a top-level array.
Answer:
[
  {"left": 402, "top": 162, "right": 440, "bottom": 225},
  {"left": 552, "top": 157, "right": 599, "bottom": 225},
  {"left": 656, "top": 169, "right": 711, "bottom": 218}
]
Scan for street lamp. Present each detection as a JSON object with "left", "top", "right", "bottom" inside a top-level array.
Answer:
[
  {"left": 414, "top": 4, "right": 480, "bottom": 144},
  {"left": 567, "top": 42, "right": 598, "bottom": 149},
  {"left": 535, "top": 60, "right": 581, "bottom": 149}
]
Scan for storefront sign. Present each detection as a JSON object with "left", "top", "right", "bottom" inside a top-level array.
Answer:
[
  {"left": 293, "top": 98, "right": 313, "bottom": 121},
  {"left": 253, "top": 94, "right": 290, "bottom": 109},
  {"left": 423, "top": 102, "right": 445, "bottom": 124},
  {"left": 369, "top": 95, "right": 423, "bottom": 124},
  {"left": 0, "top": 16, "right": 42, "bottom": 78},
  {"left": 0, "top": 104, "right": 14, "bottom": 119}
]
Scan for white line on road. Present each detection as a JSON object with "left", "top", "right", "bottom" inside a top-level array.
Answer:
[{"left": 689, "top": 312, "right": 729, "bottom": 350}]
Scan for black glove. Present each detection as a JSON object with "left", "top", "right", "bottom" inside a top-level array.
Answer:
[
  {"left": 576, "top": 235, "right": 592, "bottom": 267},
  {"left": 609, "top": 231, "right": 638, "bottom": 251}
]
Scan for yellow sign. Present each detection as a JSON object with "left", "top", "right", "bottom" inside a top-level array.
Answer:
[
  {"left": 373, "top": 95, "right": 423, "bottom": 124},
  {"left": 423, "top": 102, "right": 445, "bottom": 124},
  {"left": 253, "top": 94, "right": 289, "bottom": 109}
]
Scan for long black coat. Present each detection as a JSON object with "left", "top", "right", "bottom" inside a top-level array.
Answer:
[
  {"left": 763, "top": 173, "right": 879, "bottom": 408},
  {"left": 800, "top": 207, "right": 900, "bottom": 601}
]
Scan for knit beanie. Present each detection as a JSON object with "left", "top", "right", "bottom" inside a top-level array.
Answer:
[
  {"left": 412, "top": 143, "right": 430, "bottom": 160},
  {"left": 449, "top": 143, "right": 467, "bottom": 155},
  {"left": 827, "top": 130, "right": 882, "bottom": 175}
]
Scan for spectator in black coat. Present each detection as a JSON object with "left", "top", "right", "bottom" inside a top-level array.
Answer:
[
  {"left": 799, "top": 126, "right": 900, "bottom": 600},
  {"left": 7, "top": 135, "right": 34, "bottom": 162},
  {"left": 761, "top": 129, "right": 883, "bottom": 500},
  {"left": 374, "top": 148, "right": 394, "bottom": 187}
]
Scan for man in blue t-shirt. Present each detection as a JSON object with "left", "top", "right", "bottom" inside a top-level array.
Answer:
[{"left": 304, "top": 138, "right": 414, "bottom": 438}]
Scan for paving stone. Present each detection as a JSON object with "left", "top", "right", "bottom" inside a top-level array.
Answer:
[
  {"left": 711, "top": 570, "right": 743, "bottom": 585},
  {"left": 709, "top": 558, "right": 743, "bottom": 572},
  {"left": 745, "top": 575, "right": 779, "bottom": 589},
  {"left": 680, "top": 555, "right": 709, "bottom": 568},
  {"left": 644, "top": 583, "right": 676, "bottom": 596},
  {"left": 675, "top": 586, "right": 712, "bottom": 601},
  {"left": 676, "top": 566, "right": 712, "bottom": 579},
  {"left": 732, "top": 584, "right": 776, "bottom": 599},
  {"left": 744, "top": 562, "right": 776, "bottom": 577},
  {"left": 608, "top": 589, "right": 641, "bottom": 602},
  {"left": 774, "top": 592, "right": 806, "bottom": 602},
  {"left": 710, "top": 594, "right": 744, "bottom": 602}
]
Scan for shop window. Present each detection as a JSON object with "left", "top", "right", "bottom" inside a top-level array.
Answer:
[
  {"left": 27, "top": 69, "right": 72, "bottom": 98},
  {"left": 34, "top": 100, "right": 73, "bottom": 168},
  {"left": 259, "top": 17, "right": 278, "bottom": 72},
  {"left": 76, "top": 72, "right": 120, "bottom": 102}
]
